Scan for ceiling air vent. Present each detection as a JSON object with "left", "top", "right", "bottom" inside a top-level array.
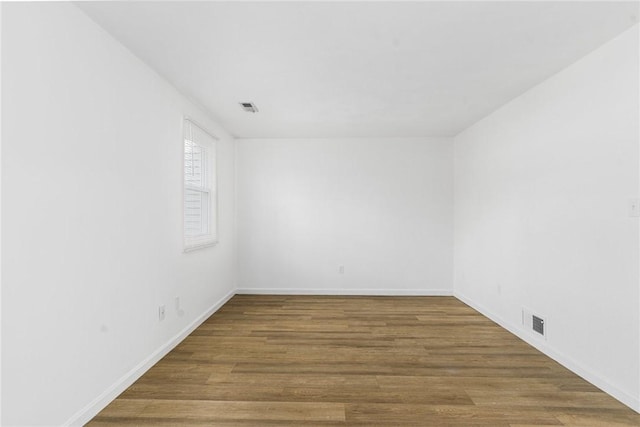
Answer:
[{"left": 239, "top": 102, "right": 258, "bottom": 113}]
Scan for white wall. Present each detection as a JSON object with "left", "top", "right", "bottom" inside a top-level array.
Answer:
[
  {"left": 454, "top": 25, "right": 639, "bottom": 411},
  {"left": 236, "top": 137, "right": 453, "bottom": 295},
  {"left": 1, "top": 3, "right": 236, "bottom": 425},
  {"left": 0, "top": 3, "right": 3, "bottom": 424}
]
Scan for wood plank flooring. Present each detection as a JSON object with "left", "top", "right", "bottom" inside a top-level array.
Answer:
[{"left": 88, "top": 295, "right": 640, "bottom": 426}]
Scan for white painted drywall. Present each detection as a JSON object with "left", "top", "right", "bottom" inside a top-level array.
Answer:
[
  {"left": 1, "top": 3, "right": 236, "bottom": 425},
  {"left": 236, "top": 137, "right": 453, "bottom": 295},
  {"left": 76, "top": 2, "right": 639, "bottom": 138},
  {"left": 0, "top": 3, "right": 3, "bottom": 423},
  {"left": 454, "top": 25, "right": 639, "bottom": 411}
]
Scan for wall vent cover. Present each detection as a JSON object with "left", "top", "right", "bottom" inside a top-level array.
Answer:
[
  {"left": 532, "top": 315, "right": 544, "bottom": 335},
  {"left": 239, "top": 102, "right": 258, "bottom": 113},
  {"left": 523, "top": 307, "right": 547, "bottom": 339}
]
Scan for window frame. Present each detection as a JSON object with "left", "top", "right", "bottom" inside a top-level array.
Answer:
[{"left": 183, "top": 117, "right": 218, "bottom": 252}]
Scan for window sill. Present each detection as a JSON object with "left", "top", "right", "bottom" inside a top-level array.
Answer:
[{"left": 184, "top": 239, "right": 218, "bottom": 253}]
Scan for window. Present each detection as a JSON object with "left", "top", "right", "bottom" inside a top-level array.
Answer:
[{"left": 183, "top": 118, "right": 217, "bottom": 251}]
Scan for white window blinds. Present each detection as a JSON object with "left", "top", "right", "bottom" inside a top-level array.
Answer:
[{"left": 183, "top": 119, "right": 217, "bottom": 250}]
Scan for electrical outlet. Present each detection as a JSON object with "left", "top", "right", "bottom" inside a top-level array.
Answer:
[
  {"left": 629, "top": 198, "right": 640, "bottom": 217},
  {"left": 158, "top": 305, "right": 166, "bottom": 321},
  {"left": 339, "top": 265, "right": 345, "bottom": 274}
]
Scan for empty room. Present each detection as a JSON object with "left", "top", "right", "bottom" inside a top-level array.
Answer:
[{"left": 1, "top": 1, "right": 640, "bottom": 426}]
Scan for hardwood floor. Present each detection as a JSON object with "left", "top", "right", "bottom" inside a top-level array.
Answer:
[{"left": 88, "top": 295, "right": 640, "bottom": 426}]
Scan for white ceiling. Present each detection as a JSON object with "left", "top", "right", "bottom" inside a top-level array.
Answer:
[{"left": 77, "top": 1, "right": 639, "bottom": 138}]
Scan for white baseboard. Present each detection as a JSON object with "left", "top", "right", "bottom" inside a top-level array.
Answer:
[
  {"left": 454, "top": 291, "right": 640, "bottom": 414},
  {"left": 61, "top": 287, "right": 638, "bottom": 425},
  {"left": 63, "top": 289, "right": 236, "bottom": 427},
  {"left": 236, "top": 288, "right": 454, "bottom": 296}
]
